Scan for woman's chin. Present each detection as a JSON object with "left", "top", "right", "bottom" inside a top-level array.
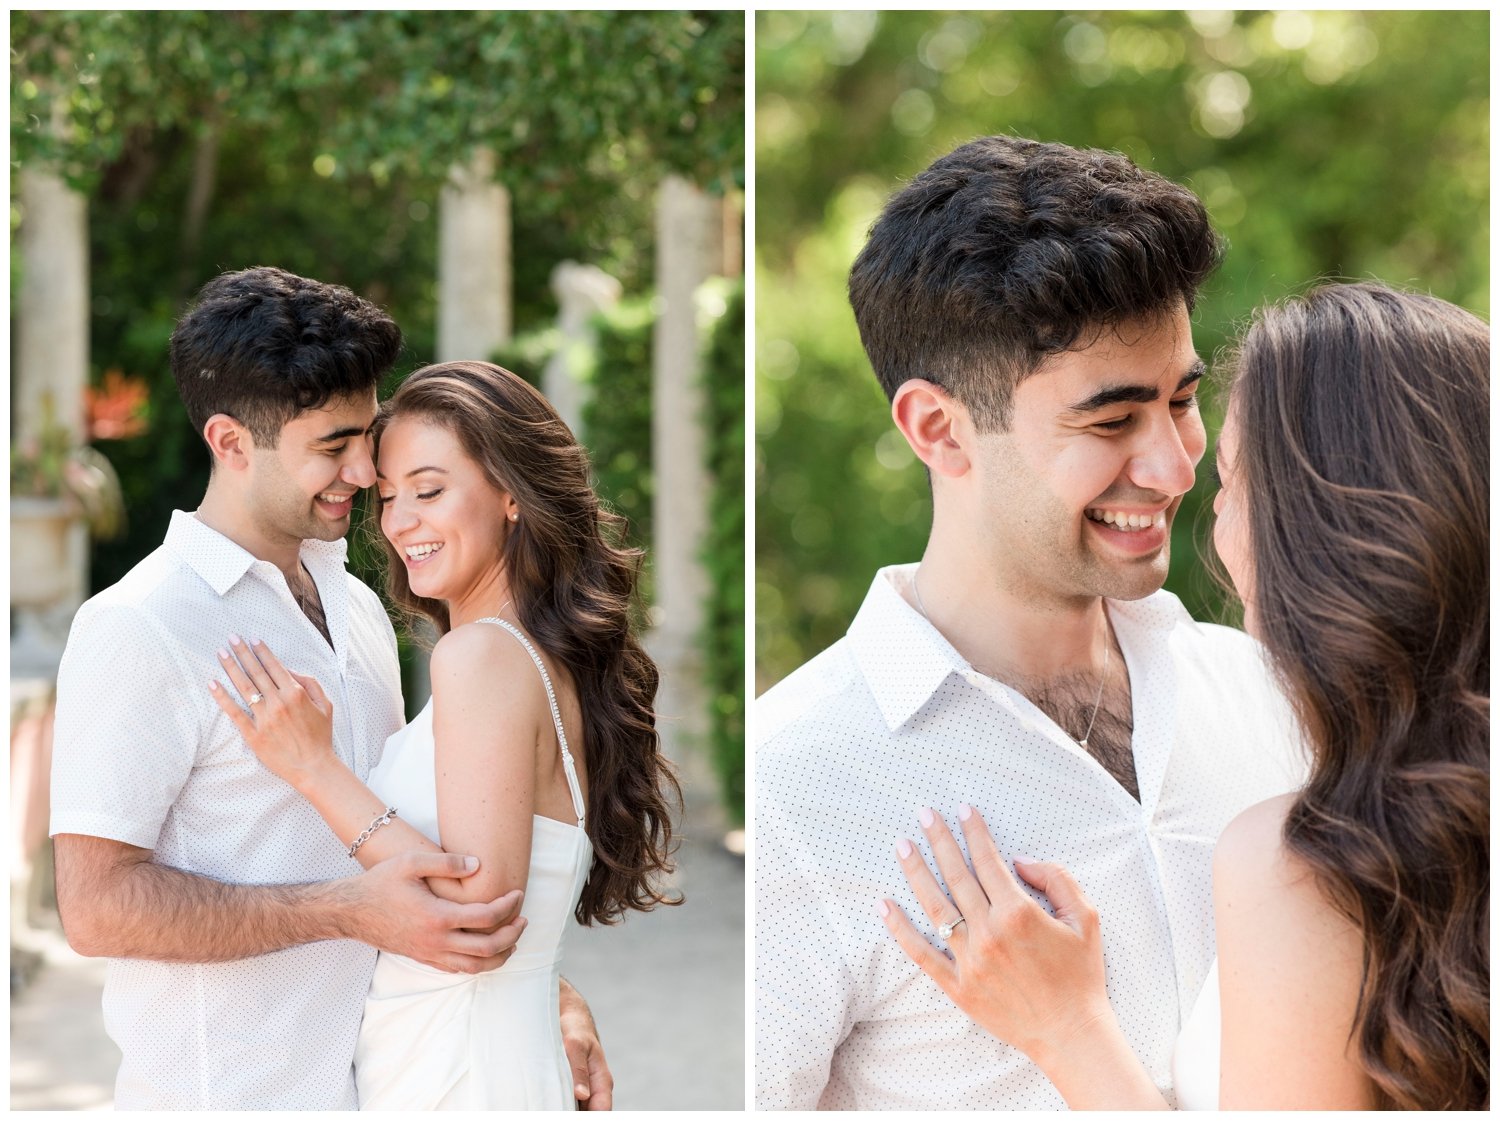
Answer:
[{"left": 407, "top": 573, "right": 444, "bottom": 602}]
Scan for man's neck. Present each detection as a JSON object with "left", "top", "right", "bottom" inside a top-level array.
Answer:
[
  {"left": 196, "top": 482, "right": 303, "bottom": 582},
  {"left": 912, "top": 529, "right": 1111, "bottom": 684}
]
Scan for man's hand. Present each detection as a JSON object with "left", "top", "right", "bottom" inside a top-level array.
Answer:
[
  {"left": 560, "top": 978, "right": 613, "bottom": 1110},
  {"left": 344, "top": 851, "right": 526, "bottom": 973}
]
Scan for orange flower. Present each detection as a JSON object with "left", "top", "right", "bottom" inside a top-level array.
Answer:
[{"left": 86, "top": 369, "right": 150, "bottom": 441}]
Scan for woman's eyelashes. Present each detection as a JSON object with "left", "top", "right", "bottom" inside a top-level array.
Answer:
[{"left": 375, "top": 488, "right": 444, "bottom": 506}]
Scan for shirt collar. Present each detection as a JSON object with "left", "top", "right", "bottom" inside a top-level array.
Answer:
[
  {"left": 847, "top": 564, "right": 969, "bottom": 732},
  {"left": 847, "top": 562, "right": 1197, "bottom": 732},
  {"left": 164, "top": 509, "right": 350, "bottom": 598}
]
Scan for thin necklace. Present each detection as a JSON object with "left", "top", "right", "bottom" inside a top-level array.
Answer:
[{"left": 912, "top": 567, "right": 1110, "bottom": 749}]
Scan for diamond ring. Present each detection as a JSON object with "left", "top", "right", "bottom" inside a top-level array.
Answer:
[
  {"left": 938, "top": 916, "right": 966, "bottom": 940},
  {"left": 247, "top": 692, "right": 265, "bottom": 706}
]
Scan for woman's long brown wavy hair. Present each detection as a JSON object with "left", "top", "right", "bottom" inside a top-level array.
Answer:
[
  {"left": 371, "top": 361, "right": 681, "bottom": 925},
  {"left": 1223, "top": 282, "right": 1488, "bottom": 1108}
]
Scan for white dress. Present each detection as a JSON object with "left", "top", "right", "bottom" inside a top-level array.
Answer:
[
  {"left": 355, "top": 618, "right": 593, "bottom": 1110},
  {"left": 1171, "top": 957, "right": 1221, "bottom": 1110}
]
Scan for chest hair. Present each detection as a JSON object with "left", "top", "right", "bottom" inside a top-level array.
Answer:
[
  {"left": 290, "top": 566, "right": 333, "bottom": 648},
  {"left": 1019, "top": 669, "right": 1138, "bottom": 801}
]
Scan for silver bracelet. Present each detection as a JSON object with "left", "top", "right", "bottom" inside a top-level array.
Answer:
[{"left": 348, "top": 807, "right": 397, "bottom": 858}]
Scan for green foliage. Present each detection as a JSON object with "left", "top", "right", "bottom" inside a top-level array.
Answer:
[
  {"left": 700, "top": 279, "right": 746, "bottom": 822},
  {"left": 582, "top": 297, "right": 658, "bottom": 567},
  {"left": 12, "top": 12, "right": 744, "bottom": 203},
  {"left": 755, "top": 10, "right": 1489, "bottom": 689},
  {"left": 491, "top": 330, "right": 561, "bottom": 390}
]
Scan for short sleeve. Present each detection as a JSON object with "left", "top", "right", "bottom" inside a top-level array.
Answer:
[
  {"left": 50, "top": 602, "right": 205, "bottom": 849},
  {"left": 754, "top": 761, "right": 856, "bottom": 1110}
]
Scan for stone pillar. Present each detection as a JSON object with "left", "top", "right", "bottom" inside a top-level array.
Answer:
[
  {"left": 544, "top": 261, "right": 622, "bottom": 436},
  {"left": 437, "top": 147, "right": 511, "bottom": 363},
  {"left": 12, "top": 163, "right": 89, "bottom": 951},
  {"left": 13, "top": 165, "right": 90, "bottom": 674},
  {"left": 17, "top": 167, "right": 89, "bottom": 443},
  {"left": 648, "top": 176, "right": 723, "bottom": 822},
  {"left": 414, "top": 149, "right": 512, "bottom": 710}
]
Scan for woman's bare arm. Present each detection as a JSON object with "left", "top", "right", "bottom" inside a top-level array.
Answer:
[{"left": 427, "top": 622, "right": 549, "bottom": 905}]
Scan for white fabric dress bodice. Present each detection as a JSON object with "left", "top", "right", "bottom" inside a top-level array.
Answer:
[
  {"left": 355, "top": 618, "right": 593, "bottom": 1110},
  {"left": 1172, "top": 957, "right": 1221, "bottom": 1110}
]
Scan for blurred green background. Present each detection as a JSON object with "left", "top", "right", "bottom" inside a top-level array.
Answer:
[{"left": 755, "top": 10, "right": 1488, "bottom": 691}]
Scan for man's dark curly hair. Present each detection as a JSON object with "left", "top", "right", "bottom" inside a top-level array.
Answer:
[
  {"left": 848, "top": 135, "right": 1223, "bottom": 430},
  {"left": 170, "top": 266, "right": 402, "bottom": 450}
]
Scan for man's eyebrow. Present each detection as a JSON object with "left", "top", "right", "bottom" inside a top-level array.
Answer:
[
  {"left": 1064, "top": 359, "right": 1206, "bottom": 414},
  {"left": 311, "top": 425, "right": 370, "bottom": 444}
]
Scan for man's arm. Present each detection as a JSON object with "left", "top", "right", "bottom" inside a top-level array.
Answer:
[
  {"left": 55, "top": 833, "right": 525, "bottom": 974},
  {"left": 560, "top": 977, "right": 614, "bottom": 1110}
]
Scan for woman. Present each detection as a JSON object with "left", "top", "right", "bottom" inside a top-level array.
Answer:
[
  {"left": 882, "top": 282, "right": 1488, "bottom": 1109},
  {"left": 209, "top": 360, "right": 680, "bottom": 1109}
]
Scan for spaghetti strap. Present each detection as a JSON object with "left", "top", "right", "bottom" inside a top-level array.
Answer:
[{"left": 475, "top": 617, "right": 586, "bottom": 827}]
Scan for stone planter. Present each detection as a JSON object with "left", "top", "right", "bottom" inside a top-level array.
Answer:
[{"left": 10, "top": 496, "right": 77, "bottom": 608}]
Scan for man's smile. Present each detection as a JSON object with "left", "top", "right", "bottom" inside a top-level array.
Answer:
[{"left": 315, "top": 491, "right": 355, "bottom": 517}]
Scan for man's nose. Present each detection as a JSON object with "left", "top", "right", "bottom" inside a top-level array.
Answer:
[
  {"left": 1130, "top": 415, "right": 1200, "bottom": 497},
  {"left": 343, "top": 444, "right": 377, "bottom": 489}
]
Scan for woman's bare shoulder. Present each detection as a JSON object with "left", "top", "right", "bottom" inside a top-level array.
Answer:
[
  {"left": 1213, "top": 792, "right": 1373, "bottom": 1108},
  {"left": 429, "top": 621, "right": 547, "bottom": 718},
  {"left": 1214, "top": 791, "right": 1354, "bottom": 940}
]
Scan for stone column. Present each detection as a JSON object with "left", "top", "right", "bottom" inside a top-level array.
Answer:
[
  {"left": 17, "top": 167, "right": 89, "bottom": 443},
  {"left": 544, "top": 261, "right": 622, "bottom": 437},
  {"left": 12, "top": 163, "right": 89, "bottom": 956},
  {"left": 437, "top": 147, "right": 512, "bottom": 363},
  {"left": 649, "top": 176, "right": 723, "bottom": 824},
  {"left": 14, "top": 165, "right": 90, "bottom": 673},
  {"left": 409, "top": 149, "right": 513, "bottom": 710}
]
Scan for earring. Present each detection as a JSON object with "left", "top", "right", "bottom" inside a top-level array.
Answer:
[{"left": 509, "top": 513, "right": 518, "bottom": 522}]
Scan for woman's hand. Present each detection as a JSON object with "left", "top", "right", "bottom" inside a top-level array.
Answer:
[
  {"left": 209, "top": 636, "right": 338, "bottom": 792},
  {"left": 879, "top": 804, "right": 1117, "bottom": 1070}
]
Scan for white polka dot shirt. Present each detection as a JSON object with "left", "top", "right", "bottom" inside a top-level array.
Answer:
[
  {"left": 50, "top": 510, "right": 406, "bottom": 1110},
  {"left": 754, "top": 564, "right": 1306, "bottom": 1110}
]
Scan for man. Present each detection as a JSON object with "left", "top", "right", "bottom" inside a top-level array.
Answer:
[
  {"left": 50, "top": 267, "right": 612, "bottom": 1110},
  {"left": 755, "top": 137, "right": 1304, "bottom": 1109}
]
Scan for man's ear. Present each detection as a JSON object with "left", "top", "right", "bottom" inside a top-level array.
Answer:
[
  {"left": 203, "top": 414, "right": 252, "bottom": 471},
  {"left": 891, "top": 379, "right": 972, "bottom": 479}
]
